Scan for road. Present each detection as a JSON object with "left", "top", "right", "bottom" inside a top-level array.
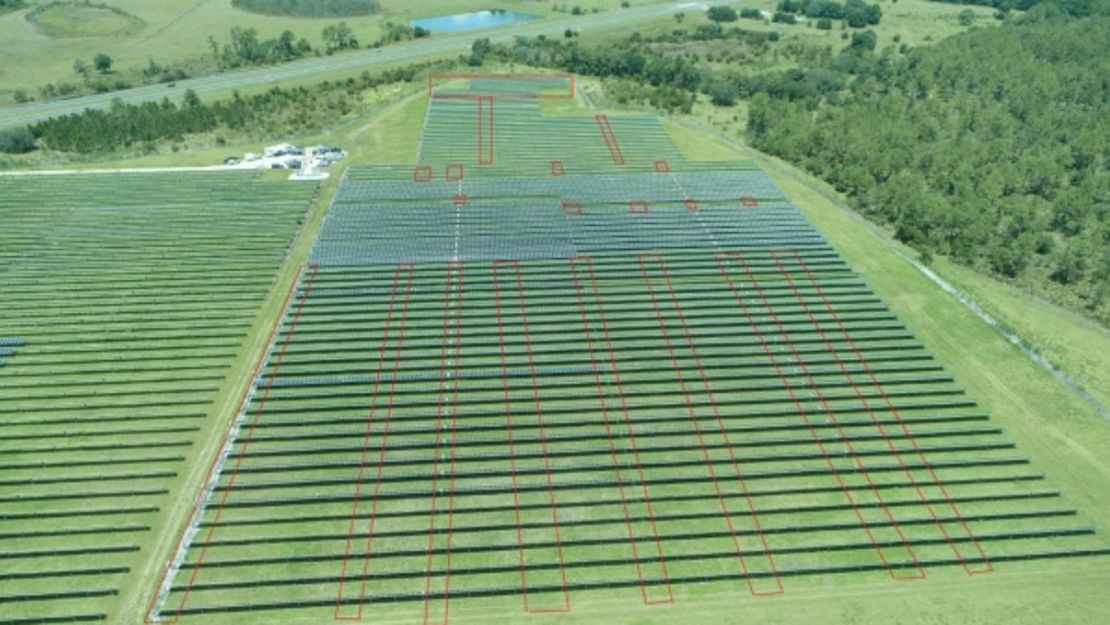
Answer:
[{"left": 0, "top": 1, "right": 712, "bottom": 130}]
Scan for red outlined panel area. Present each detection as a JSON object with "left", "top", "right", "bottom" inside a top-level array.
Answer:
[
  {"left": 768, "top": 249, "right": 993, "bottom": 576},
  {"left": 636, "top": 253, "right": 785, "bottom": 597},
  {"left": 492, "top": 259, "right": 573, "bottom": 614},
  {"left": 629, "top": 200, "right": 648, "bottom": 215},
  {"left": 445, "top": 164, "right": 465, "bottom": 182},
  {"left": 476, "top": 96, "right": 495, "bottom": 165},
  {"left": 562, "top": 199, "right": 582, "bottom": 215},
  {"left": 429, "top": 73, "right": 576, "bottom": 100},
  {"left": 714, "top": 251, "right": 927, "bottom": 582},
  {"left": 335, "top": 264, "right": 417, "bottom": 620},
  {"left": 550, "top": 160, "right": 565, "bottom": 177},
  {"left": 596, "top": 114, "right": 626, "bottom": 166},
  {"left": 413, "top": 166, "right": 434, "bottom": 183},
  {"left": 569, "top": 256, "right": 675, "bottom": 606},
  {"left": 423, "top": 261, "right": 465, "bottom": 625}
]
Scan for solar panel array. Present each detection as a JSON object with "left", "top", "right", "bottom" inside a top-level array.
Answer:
[
  {"left": 150, "top": 77, "right": 1109, "bottom": 623},
  {"left": 0, "top": 173, "right": 316, "bottom": 624}
]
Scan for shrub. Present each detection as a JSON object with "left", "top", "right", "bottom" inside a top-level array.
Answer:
[
  {"left": 0, "top": 127, "right": 36, "bottom": 154},
  {"left": 707, "top": 6, "right": 738, "bottom": 22}
]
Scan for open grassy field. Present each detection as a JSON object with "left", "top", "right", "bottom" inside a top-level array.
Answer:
[
  {"left": 585, "top": 0, "right": 999, "bottom": 53},
  {"left": 0, "top": 0, "right": 659, "bottom": 101}
]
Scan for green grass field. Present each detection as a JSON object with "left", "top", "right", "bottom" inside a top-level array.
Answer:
[{"left": 0, "top": 0, "right": 658, "bottom": 102}]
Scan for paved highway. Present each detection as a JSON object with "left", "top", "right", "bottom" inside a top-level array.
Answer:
[{"left": 0, "top": 1, "right": 712, "bottom": 129}]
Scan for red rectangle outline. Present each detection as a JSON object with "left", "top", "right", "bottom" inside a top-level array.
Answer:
[
  {"left": 684, "top": 198, "right": 699, "bottom": 211},
  {"left": 445, "top": 164, "right": 465, "bottom": 182},
  {"left": 477, "top": 96, "right": 494, "bottom": 166},
  {"left": 423, "top": 261, "right": 465, "bottom": 625},
  {"left": 714, "top": 251, "right": 927, "bottom": 581},
  {"left": 654, "top": 160, "right": 671, "bottom": 174},
  {"left": 562, "top": 199, "right": 582, "bottom": 216},
  {"left": 569, "top": 256, "right": 674, "bottom": 605},
  {"left": 492, "top": 259, "right": 572, "bottom": 614},
  {"left": 429, "top": 73, "right": 576, "bottom": 100},
  {"left": 637, "top": 253, "right": 784, "bottom": 596},
  {"left": 629, "top": 200, "right": 648, "bottom": 215},
  {"left": 773, "top": 249, "right": 993, "bottom": 576},
  {"left": 551, "top": 161, "right": 565, "bottom": 177},
  {"left": 414, "top": 166, "right": 434, "bottom": 183},
  {"left": 595, "top": 114, "right": 626, "bottom": 166},
  {"left": 334, "top": 263, "right": 417, "bottom": 620}
]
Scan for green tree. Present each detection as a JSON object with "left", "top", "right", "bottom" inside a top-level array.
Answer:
[
  {"left": 93, "top": 53, "right": 113, "bottom": 74},
  {"left": 73, "top": 59, "right": 89, "bottom": 78},
  {"left": 182, "top": 89, "right": 202, "bottom": 109},
  {"left": 0, "top": 127, "right": 35, "bottom": 154},
  {"left": 709, "top": 80, "right": 738, "bottom": 106},
  {"left": 322, "top": 22, "right": 358, "bottom": 53},
  {"left": 707, "top": 6, "right": 738, "bottom": 22}
]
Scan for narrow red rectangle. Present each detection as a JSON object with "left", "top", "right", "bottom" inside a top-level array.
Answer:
[
  {"left": 654, "top": 160, "right": 671, "bottom": 174},
  {"left": 637, "top": 253, "right": 784, "bottom": 596},
  {"left": 413, "top": 166, "right": 434, "bottom": 183},
  {"left": 773, "top": 249, "right": 993, "bottom": 576},
  {"left": 570, "top": 256, "right": 674, "bottom": 605},
  {"left": 595, "top": 114, "right": 626, "bottom": 166},
  {"left": 476, "top": 96, "right": 494, "bottom": 166},
  {"left": 550, "top": 160, "right": 565, "bottom": 177},
  {"left": 453, "top": 193, "right": 468, "bottom": 206},
  {"left": 492, "top": 259, "right": 572, "bottom": 614},
  {"left": 715, "top": 251, "right": 926, "bottom": 581},
  {"left": 445, "top": 164, "right": 465, "bottom": 182},
  {"left": 428, "top": 73, "right": 576, "bottom": 100},
  {"left": 562, "top": 199, "right": 582, "bottom": 216},
  {"left": 423, "top": 261, "right": 465, "bottom": 625},
  {"left": 629, "top": 200, "right": 648, "bottom": 215},
  {"left": 335, "top": 264, "right": 417, "bottom": 620},
  {"left": 740, "top": 195, "right": 759, "bottom": 208}
]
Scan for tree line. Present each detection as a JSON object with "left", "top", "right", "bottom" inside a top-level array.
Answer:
[
  {"left": 745, "top": 7, "right": 1110, "bottom": 320},
  {"left": 26, "top": 63, "right": 431, "bottom": 153}
]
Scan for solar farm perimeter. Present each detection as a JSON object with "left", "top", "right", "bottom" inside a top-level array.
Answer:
[{"left": 2, "top": 74, "right": 1108, "bottom": 625}]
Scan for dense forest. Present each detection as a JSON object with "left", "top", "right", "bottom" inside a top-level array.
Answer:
[
  {"left": 231, "top": 0, "right": 381, "bottom": 18},
  {"left": 746, "top": 8, "right": 1109, "bottom": 321}
]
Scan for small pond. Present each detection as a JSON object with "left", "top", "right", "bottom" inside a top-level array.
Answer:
[{"left": 411, "top": 10, "right": 539, "bottom": 33}]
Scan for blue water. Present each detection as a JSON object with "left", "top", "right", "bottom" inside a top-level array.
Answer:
[{"left": 412, "top": 10, "right": 539, "bottom": 33}]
